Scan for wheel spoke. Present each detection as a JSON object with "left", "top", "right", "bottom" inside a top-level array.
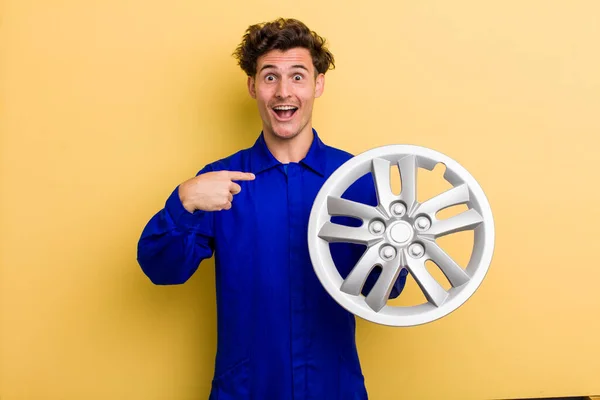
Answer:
[
  {"left": 411, "top": 184, "right": 470, "bottom": 218},
  {"left": 365, "top": 254, "right": 405, "bottom": 312},
  {"left": 341, "top": 245, "right": 380, "bottom": 296},
  {"left": 318, "top": 222, "right": 383, "bottom": 246},
  {"left": 398, "top": 155, "right": 417, "bottom": 210},
  {"left": 423, "top": 209, "right": 483, "bottom": 239},
  {"left": 371, "top": 158, "right": 395, "bottom": 213},
  {"left": 405, "top": 251, "right": 449, "bottom": 307},
  {"left": 327, "top": 196, "right": 384, "bottom": 221},
  {"left": 423, "top": 239, "right": 470, "bottom": 287}
]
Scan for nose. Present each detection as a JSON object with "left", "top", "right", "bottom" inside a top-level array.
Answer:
[{"left": 276, "top": 79, "right": 290, "bottom": 98}]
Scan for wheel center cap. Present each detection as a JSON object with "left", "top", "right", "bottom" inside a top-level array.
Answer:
[{"left": 389, "top": 221, "right": 413, "bottom": 244}]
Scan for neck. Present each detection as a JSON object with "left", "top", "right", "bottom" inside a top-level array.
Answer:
[{"left": 263, "top": 126, "right": 314, "bottom": 164}]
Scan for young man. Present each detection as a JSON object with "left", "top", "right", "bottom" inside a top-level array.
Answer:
[{"left": 137, "top": 18, "right": 407, "bottom": 399}]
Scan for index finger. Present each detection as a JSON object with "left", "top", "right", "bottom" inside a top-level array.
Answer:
[{"left": 226, "top": 171, "right": 256, "bottom": 181}]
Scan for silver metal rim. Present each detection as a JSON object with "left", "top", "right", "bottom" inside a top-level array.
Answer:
[{"left": 307, "top": 145, "right": 495, "bottom": 327}]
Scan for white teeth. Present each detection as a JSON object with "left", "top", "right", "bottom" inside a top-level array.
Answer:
[{"left": 273, "top": 106, "right": 298, "bottom": 110}]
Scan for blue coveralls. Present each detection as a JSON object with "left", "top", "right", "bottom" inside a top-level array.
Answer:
[{"left": 137, "top": 130, "right": 406, "bottom": 399}]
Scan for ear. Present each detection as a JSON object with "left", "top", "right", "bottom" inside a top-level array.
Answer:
[
  {"left": 314, "top": 73, "right": 325, "bottom": 98},
  {"left": 247, "top": 76, "right": 256, "bottom": 99}
]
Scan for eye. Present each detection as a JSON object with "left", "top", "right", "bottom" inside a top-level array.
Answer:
[
  {"left": 265, "top": 75, "right": 276, "bottom": 82},
  {"left": 293, "top": 74, "right": 303, "bottom": 81}
]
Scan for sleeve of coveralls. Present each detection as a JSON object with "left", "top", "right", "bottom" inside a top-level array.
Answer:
[{"left": 136, "top": 164, "right": 216, "bottom": 285}]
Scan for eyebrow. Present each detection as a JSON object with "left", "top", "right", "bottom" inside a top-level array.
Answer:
[{"left": 259, "top": 64, "right": 310, "bottom": 73}]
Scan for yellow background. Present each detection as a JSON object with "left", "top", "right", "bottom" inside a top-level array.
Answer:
[{"left": 1, "top": 0, "right": 599, "bottom": 399}]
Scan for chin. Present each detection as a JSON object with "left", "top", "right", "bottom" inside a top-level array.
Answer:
[{"left": 271, "top": 127, "right": 301, "bottom": 140}]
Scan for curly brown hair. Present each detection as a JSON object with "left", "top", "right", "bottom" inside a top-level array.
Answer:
[{"left": 233, "top": 18, "right": 335, "bottom": 78}]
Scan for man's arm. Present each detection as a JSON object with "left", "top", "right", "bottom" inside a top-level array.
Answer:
[
  {"left": 137, "top": 186, "right": 215, "bottom": 285},
  {"left": 136, "top": 164, "right": 254, "bottom": 285}
]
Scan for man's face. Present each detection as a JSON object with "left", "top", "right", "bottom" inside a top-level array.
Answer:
[{"left": 248, "top": 47, "right": 325, "bottom": 141}]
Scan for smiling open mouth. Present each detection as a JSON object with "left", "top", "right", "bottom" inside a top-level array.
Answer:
[{"left": 272, "top": 105, "right": 298, "bottom": 119}]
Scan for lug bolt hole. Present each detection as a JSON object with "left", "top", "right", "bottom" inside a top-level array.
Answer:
[
  {"left": 391, "top": 202, "right": 406, "bottom": 217},
  {"left": 380, "top": 245, "right": 397, "bottom": 260},
  {"left": 414, "top": 216, "right": 431, "bottom": 231},
  {"left": 369, "top": 220, "right": 385, "bottom": 235},
  {"left": 408, "top": 243, "right": 425, "bottom": 258}
]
